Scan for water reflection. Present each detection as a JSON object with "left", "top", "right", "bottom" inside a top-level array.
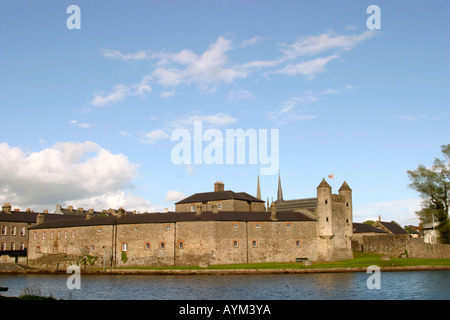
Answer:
[{"left": 1, "top": 271, "right": 449, "bottom": 300}]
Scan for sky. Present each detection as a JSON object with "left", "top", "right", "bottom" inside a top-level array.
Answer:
[{"left": 0, "top": 1, "right": 449, "bottom": 227}]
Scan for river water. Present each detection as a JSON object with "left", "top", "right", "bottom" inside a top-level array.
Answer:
[{"left": 0, "top": 271, "right": 449, "bottom": 300}]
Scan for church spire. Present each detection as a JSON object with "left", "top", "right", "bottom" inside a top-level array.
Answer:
[
  {"left": 277, "top": 171, "right": 283, "bottom": 201},
  {"left": 257, "top": 175, "right": 261, "bottom": 200}
]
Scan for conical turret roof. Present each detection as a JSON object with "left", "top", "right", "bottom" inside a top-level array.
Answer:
[
  {"left": 317, "top": 178, "right": 331, "bottom": 188},
  {"left": 339, "top": 181, "right": 352, "bottom": 192}
]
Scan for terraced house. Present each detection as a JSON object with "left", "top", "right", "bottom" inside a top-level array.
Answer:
[{"left": 26, "top": 179, "right": 354, "bottom": 268}]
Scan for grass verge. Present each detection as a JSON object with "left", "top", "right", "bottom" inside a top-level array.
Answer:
[{"left": 109, "top": 252, "right": 450, "bottom": 271}]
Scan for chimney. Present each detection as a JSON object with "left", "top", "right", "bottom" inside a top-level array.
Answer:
[
  {"left": 86, "top": 210, "right": 94, "bottom": 220},
  {"left": 26, "top": 208, "right": 31, "bottom": 213},
  {"left": 271, "top": 203, "right": 277, "bottom": 221},
  {"left": 43, "top": 209, "right": 48, "bottom": 214},
  {"left": 195, "top": 205, "right": 202, "bottom": 217},
  {"left": 2, "top": 203, "right": 12, "bottom": 214},
  {"left": 212, "top": 204, "right": 219, "bottom": 214},
  {"left": 77, "top": 207, "right": 84, "bottom": 215},
  {"left": 214, "top": 181, "right": 224, "bottom": 192},
  {"left": 117, "top": 207, "right": 125, "bottom": 218},
  {"left": 68, "top": 206, "right": 73, "bottom": 212},
  {"left": 36, "top": 214, "right": 45, "bottom": 225}
]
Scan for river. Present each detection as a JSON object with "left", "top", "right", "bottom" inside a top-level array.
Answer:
[{"left": 1, "top": 271, "right": 449, "bottom": 300}]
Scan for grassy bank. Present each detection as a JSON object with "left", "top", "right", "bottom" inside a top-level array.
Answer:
[{"left": 113, "top": 253, "right": 450, "bottom": 271}]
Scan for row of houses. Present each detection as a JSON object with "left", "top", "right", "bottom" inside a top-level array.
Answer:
[{"left": 0, "top": 179, "right": 424, "bottom": 268}]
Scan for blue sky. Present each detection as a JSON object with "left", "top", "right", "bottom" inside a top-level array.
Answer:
[{"left": 0, "top": 1, "right": 449, "bottom": 226}]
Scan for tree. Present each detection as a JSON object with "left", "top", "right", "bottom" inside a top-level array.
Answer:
[{"left": 407, "top": 144, "right": 450, "bottom": 244}]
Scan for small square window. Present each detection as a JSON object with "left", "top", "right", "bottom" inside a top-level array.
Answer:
[
  {"left": 97, "top": 228, "right": 102, "bottom": 233},
  {"left": 191, "top": 205, "right": 196, "bottom": 212},
  {"left": 178, "top": 241, "right": 184, "bottom": 249},
  {"left": 217, "top": 203, "right": 222, "bottom": 210},
  {"left": 122, "top": 243, "right": 128, "bottom": 252},
  {"left": 160, "top": 242, "right": 165, "bottom": 249},
  {"left": 91, "top": 245, "right": 95, "bottom": 252},
  {"left": 53, "top": 245, "right": 58, "bottom": 252},
  {"left": 232, "top": 223, "right": 239, "bottom": 229},
  {"left": 296, "top": 240, "right": 302, "bottom": 248},
  {"left": 36, "top": 246, "right": 41, "bottom": 253},
  {"left": 252, "top": 240, "right": 258, "bottom": 248},
  {"left": 165, "top": 225, "right": 171, "bottom": 231},
  {"left": 145, "top": 242, "right": 150, "bottom": 250},
  {"left": 132, "top": 226, "right": 138, "bottom": 231},
  {"left": 255, "top": 223, "right": 261, "bottom": 229},
  {"left": 286, "top": 223, "right": 292, "bottom": 229},
  {"left": 233, "top": 240, "right": 239, "bottom": 248}
]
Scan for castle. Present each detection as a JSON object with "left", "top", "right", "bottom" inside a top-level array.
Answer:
[{"left": 1, "top": 176, "right": 354, "bottom": 268}]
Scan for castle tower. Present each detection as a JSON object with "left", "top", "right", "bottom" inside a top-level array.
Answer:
[
  {"left": 339, "top": 181, "right": 353, "bottom": 239},
  {"left": 317, "top": 178, "right": 333, "bottom": 239}
]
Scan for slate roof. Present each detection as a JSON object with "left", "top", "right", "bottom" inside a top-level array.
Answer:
[
  {"left": 274, "top": 197, "right": 317, "bottom": 212},
  {"left": 175, "top": 190, "right": 265, "bottom": 204},
  {"left": 378, "top": 221, "right": 408, "bottom": 235},
  {"left": 29, "top": 210, "right": 316, "bottom": 229},
  {"left": 0, "top": 211, "right": 85, "bottom": 224},
  {"left": 352, "top": 222, "right": 387, "bottom": 234}
]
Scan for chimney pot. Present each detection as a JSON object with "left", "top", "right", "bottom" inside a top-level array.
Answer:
[
  {"left": 2, "top": 203, "right": 12, "bottom": 214},
  {"left": 195, "top": 205, "right": 202, "bottom": 216},
  {"left": 117, "top": 207, "right": 125, "bottom": 218},
  {"left": 271, "top": 203, "right": 277, "bottom": 221},
  {"left": 36, "top": 214, "right": 45, "bottom": 225},
  {"left": 214, "top": 181, "right": 224, "bottom": 192}
]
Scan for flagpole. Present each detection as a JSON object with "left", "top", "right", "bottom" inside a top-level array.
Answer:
[{"left": 328, "top": 174, "right": 335, "bottom": 192}]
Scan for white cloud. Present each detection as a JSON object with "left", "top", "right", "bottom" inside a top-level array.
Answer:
[
  {"left": 0, "top": 142, "right": 139, "bottom": 210},
  {"left": 281, "top": 30, "right": 376, "bottom": 58},
  {"left": 276, "top": 55, "right": 338, "bottom": 79},
  {"left": 267, "top": 95, "right": 318, "bottom": 124},
  {"left": 268, "top": 85, "right": 356, "bottom": 124},
  {"left": 98, "top": 31, "right": 376, "bottom": 102},
  {"left": 165, "top": 190, "right": 186, "bottom": 202},
  {"left": 144, "top": 129, "right": 170, "bottom": 144},
  {"left": 394, "top": 114, "right": 427, "bottom": 121},
  {"left": 90, "top": 76, "right": 152, "bottom": 107},
  {"left": 226, "top": 89, "right": 255, "bottom": 102},
  {"left": 90, "top": 84, "right": 130, "bottom": 107},
  {"left": 354, "top": 198, "right": 422, "bottom": 227},
  {"left": 171, "top": 113, "right": 237, "bottom": 129},
  {"left": 100, "top": 49, "right": 153, "bottom": 60},
  {"left": 160, "top": 89, "right": 176, "bottom": 98},
  {"left": 151, "top": 36, "right": 248, "bottom": 91},
  {"left": 67, "top": 191, "right": 163, "bottom": 213},
  {"left": 70, "top": 120, "right": 93, "bottom": 128}
]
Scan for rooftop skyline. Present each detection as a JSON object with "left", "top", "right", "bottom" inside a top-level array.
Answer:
[{"left": 1, "top": 1, "right": 449, "bottom": 227}]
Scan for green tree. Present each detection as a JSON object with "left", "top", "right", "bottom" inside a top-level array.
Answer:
[{"left": 407, "top": 144, "right": 450, "bottom": 244}]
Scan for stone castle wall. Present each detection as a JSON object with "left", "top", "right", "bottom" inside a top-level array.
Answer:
[
  {"left": 28, "top": 219, "right": 326, "bottom": 268},
  {"left": 352, "top": 234, "right": 450, "bottom": 258}
]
